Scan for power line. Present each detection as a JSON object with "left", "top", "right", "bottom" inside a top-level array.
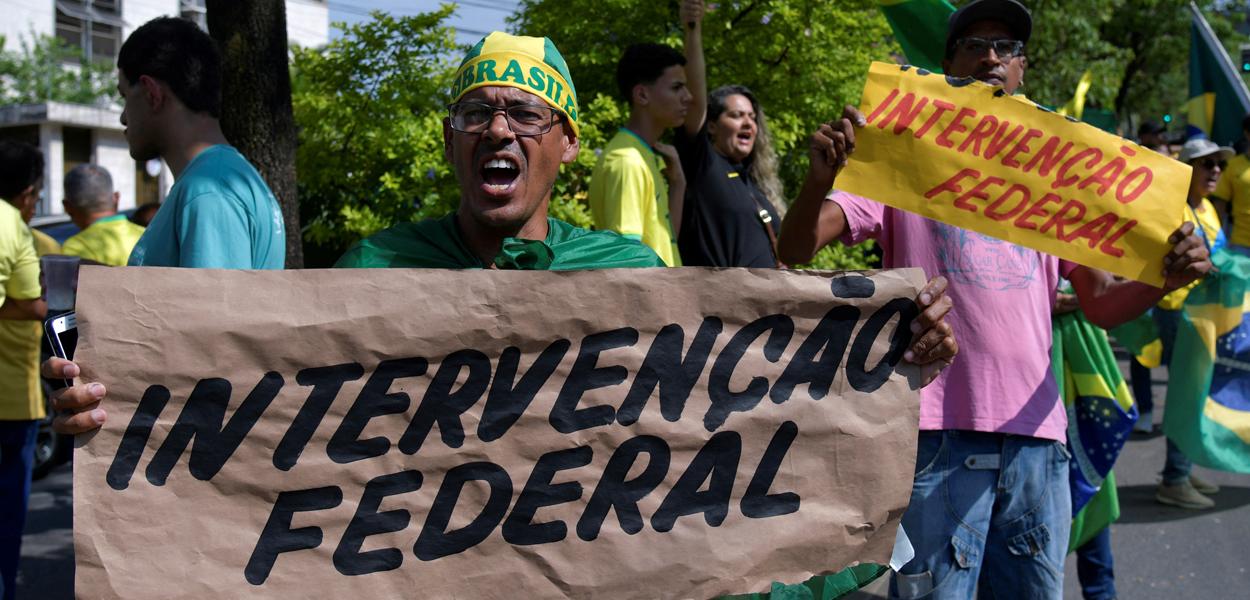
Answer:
[
  {"left": 452, "top": 0, "right": 519, "bottom": 13},
  {"left": 328, "top": 0, "right": 518, "bottom": 17}
]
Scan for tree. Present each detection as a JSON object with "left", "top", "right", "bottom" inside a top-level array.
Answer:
[
  {"left": 207, "top": 0, "right": 304, "bottom": 268},
  {"left": 290, "top": 8, "right": 461, "bottom": 266},
  {"left": 1100, "top": 0, "right": 1250, "bottom": 128},
  {"left": 982, "top": 0, "right": 1250, "bottom": 133},
  {"left": 0, "top": 34, "right": 113, "bottom": 105},
  {"left": 511, "top": 0, "right": 896, "bottom": 269}
]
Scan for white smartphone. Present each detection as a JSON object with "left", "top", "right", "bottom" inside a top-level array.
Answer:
[{"left": 45, "top": 312, "right": 77, "bottom": 386}]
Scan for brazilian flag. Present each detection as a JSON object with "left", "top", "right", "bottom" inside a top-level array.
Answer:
[
  {"left": 1111, "top": 313, "right": 1164, "bottom": 370},
  {"left": 1165, "top": 249, "right": 1250, "bottom": 473},
  {"left": 877, "top": 0, "right": 955, "bottom": 73},
  {"left": 1051, "top": 311, "right": 1138, "bottom": 520},
  {"left": 1185, "top": 3, "right": 1250, "bottom": 146}
]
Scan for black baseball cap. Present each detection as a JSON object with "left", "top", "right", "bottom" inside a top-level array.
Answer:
[{"left": 946, "top": 0, "right": 1033, "bottom": 57}]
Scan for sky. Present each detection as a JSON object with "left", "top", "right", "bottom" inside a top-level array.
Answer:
[{"left": 326, "top": 0, "right": 519, "bottom": 44}]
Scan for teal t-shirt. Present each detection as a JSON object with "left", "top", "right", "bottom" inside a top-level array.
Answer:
[{"left": 128, "top": 145, "right": 285, "bottom": 269}]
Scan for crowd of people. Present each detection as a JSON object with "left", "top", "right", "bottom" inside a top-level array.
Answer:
[{"left": 0, "top": 0, "right": 1241, "bottom": 598}]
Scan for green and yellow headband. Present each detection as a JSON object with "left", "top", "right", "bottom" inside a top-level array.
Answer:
[{"left": 450, "top": 32, "right": 580, "bottom": 137}]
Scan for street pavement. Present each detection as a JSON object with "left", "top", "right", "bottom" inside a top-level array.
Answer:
[{"left": 16, "top": 357, "right": 1250, "bottom": 599}]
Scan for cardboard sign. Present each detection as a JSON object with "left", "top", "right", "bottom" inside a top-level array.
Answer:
[
  {"left": 838, "top": 61, "right": 1190, "bottom": 286},
  {"left": 72, "top": 265, "right": 925, "bottom": 600}
]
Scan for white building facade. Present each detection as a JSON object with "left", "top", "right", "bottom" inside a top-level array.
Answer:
[{"left": 0, "top": 0, "right": 328, "bottom": 224}]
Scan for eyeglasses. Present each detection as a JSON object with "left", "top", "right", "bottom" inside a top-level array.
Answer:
[
  {"left": 447, "top": 102, "right": 561, "bottom": 136},
  {"left": 954, "top": 37, "right": 1025, "bottom": 58},
  {"left": 1197, "top": 158, "right": 1227, "bottom": 171}
]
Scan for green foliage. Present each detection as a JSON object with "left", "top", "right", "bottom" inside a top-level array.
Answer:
[
  {"left": 1022, "top": 0, "right": 1128, "bottom": 113},
  {"left": 293, "top": 9, "right": 463, "bottom": 263},
  {"left": 971, "top": 0, "right": 1250, "bottom": 131},
  {"left": 293, "top": 8, "right": 598, "bottom": 264},
  {"left": 795, "top": 240, "right": 879, "bottom": 271},
  {"left": 300, "top": 1, "right": 1250, "bottom": 267},
  {"left": 511, "top": 0, "right": 898, "bottom": 269},
  {"left": 0, "top": 34, "right": 114, "bottom": 105}
]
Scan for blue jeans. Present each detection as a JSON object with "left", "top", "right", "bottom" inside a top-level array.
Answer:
[
  {"left": 1162, "top": 438, "right": 1193, "bottom": 485},
  {"left": 1129, "top": 357, "right": 1152, "bottom": 416},
  {"left": 1075, "top": 527, "right": 1116, "bottom": 600},
  {"left": 0, "top": 420, "right": 38, "bottom": 600},
  {"left": 889, "top": 431, "right": 1072, "bottom": 600}
]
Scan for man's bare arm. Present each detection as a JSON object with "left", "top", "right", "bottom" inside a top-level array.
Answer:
[
  {"left": 777, "top": 105, "right": 863, "bottom": 265},
  {"left": 0, "top": 296, "right": 46, "bottom": 321},
  {"left": 1070, "top": 222, "right": 1212, "bottom": 329}
]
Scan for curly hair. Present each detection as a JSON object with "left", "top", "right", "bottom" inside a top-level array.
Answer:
[{"left": 708, "top": 85, "right": 785, "bottom": 215}]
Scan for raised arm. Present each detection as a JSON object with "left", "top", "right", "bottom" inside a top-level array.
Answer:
[
  {"left": 777, "top": 105, "right": 864, "bottom": 265},
  {"left": 680, "top": 0, "right": 707, "bottom": 137}
]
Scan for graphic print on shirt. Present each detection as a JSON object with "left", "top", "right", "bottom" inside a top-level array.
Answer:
[{"left": 930, "top": 219, "right": 1040, "bottom": 290}]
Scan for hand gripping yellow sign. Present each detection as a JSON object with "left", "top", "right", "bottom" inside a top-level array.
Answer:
[{"left": 838, "top": 62, "right": 1189, "bottom": 286}]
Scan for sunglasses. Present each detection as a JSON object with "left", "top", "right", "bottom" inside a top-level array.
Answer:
[
  {"left": 954, "top": 37, "right": 1025, "bottom": 58},
  {"left": 1196, "top": 158, "right": 1227, "bottom": 171}
]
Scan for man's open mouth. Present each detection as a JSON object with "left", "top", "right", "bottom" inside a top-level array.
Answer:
[{"left": 481, "top": 157, "right": 520, "bottom": 191}]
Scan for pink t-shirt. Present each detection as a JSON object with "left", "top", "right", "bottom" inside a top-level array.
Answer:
[{"left": 832, "top": 191, "right": 1075, "bottom": 442}]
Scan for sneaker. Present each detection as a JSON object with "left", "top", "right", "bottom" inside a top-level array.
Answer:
[
  {"left": 1156, "top": 481, "right": 1215, "bottom": 509},
  {"left": 1190, "top": 473, "right": 1221, "bottom": 495},
  {"left": 1132, "top": 411, "right": 1153, "bottom": 433}
]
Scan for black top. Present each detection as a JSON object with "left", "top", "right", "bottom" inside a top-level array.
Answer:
[{"left": 674, "top": 128, "right": 782, "bottom": 268}]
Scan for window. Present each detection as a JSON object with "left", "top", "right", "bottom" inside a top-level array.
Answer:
[
  {"left": 54, "top": 0, "right": 123, "bottom": 63},
  {"left": 180, "top": 0, "right": 207, "bottom": 31},
  {"left": 62, "top": 127, "right": 93, "bottom": 176}
]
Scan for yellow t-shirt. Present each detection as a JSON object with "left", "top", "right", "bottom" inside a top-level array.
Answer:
[
  {"left": 62, "top": 214, "right": 146, "bottom": 266},
  {"left": 32, "top": 228, "right": 60, "bottom": 257},
  {"left": 0, "top": 203, "right": 49, "bottom": 421},
  {"left": 588, "top": 128, "right": 682, "bottom": 266},
  {"left": 1158, "top": 198, "right": 1223, "bottom": 310},
  {"left": 1214, "top": 153, "right": 1250, "bottom": 247}
]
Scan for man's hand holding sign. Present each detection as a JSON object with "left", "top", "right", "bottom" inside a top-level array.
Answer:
[
  {"left": 40, "top": 25, "right": 963, "bottom": 600},
  {"left": 777, "top": 3, "right": 1211, "bottom": 595},
  {"left": 782, "top": 65, "right": 1212, "bottom": 330},
  {"left": 50, "top": 266, "right": 933, "bottom": 599}
]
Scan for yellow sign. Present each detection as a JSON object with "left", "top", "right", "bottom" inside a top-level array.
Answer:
[{"left": 838, "top": 61, "right": 1190, "bottom": 286}]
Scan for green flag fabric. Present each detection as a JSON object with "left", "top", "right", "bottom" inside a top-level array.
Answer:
[
  {"left": 1069, "top": 471, "right": 1120, "bottom": 552},
  {"left": 1051, "top": 309, "right": 1136, "bottom": 550},
  {"left": 1164, "top": 249, "right": 1250, "bottom": 473},
  {"left": 335, "top": 214, "right": 665, "bottom": 269},
  {"left": 724, "top": 565, "right": 889, "bottom": 600},
  {"left": 878, "top": 0, "right": 955, "bottom": 73},
  {"left": 1111, "top": 312, "right": 1164, "bottom": 369},
  {"left": 1185, "top": 3, "right": 1250, "bottom": 145}
]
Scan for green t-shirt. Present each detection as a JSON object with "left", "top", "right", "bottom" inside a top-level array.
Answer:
[{"left": 335, "top": 213, "right": 664, "bottom": 269}]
